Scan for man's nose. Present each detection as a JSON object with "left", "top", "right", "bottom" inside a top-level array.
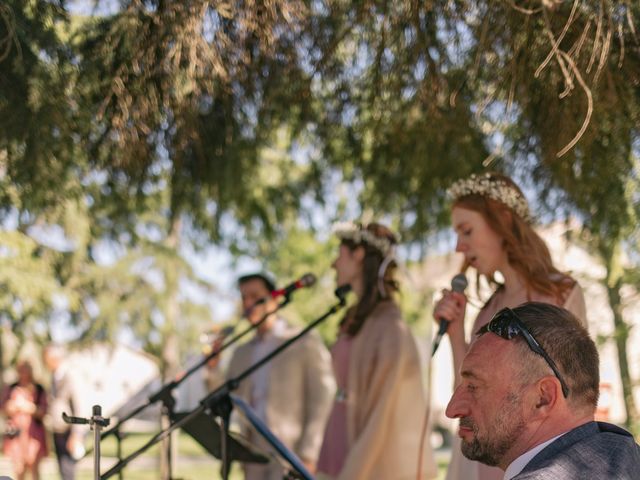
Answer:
[{"left": 445, "top": 385, "right": 470, "bottom": 419}]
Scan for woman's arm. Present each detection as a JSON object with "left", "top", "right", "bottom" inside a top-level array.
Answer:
[{"left": 433, "top": 289, "right": 469, "bottom": 387}]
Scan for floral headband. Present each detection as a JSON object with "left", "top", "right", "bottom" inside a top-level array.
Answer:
[
  {"left": 332, "top": 221, "right": 396, "bottom": 256},
  {"left": 447, "top": 173, "right": 532, "bottom": 222}
]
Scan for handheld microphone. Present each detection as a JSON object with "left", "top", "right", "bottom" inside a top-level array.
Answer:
[{"left": 432, "top": 273, "right": 468, "bottom": 356}]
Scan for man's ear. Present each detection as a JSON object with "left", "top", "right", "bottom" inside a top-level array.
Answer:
[{"left": 533, "top": 376, "right": 562, "bottom": 415}]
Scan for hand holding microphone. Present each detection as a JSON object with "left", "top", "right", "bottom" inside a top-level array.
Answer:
[{"left": 432, "top": 273, "right": 468, "bottom": 356}]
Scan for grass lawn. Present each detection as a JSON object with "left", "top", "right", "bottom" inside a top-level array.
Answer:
[
  {"left": 3, "top": 432, "right": 449, "bottom": 479},
  {"left": 81, "top": 432, "right": 244, "bottom": 480}
]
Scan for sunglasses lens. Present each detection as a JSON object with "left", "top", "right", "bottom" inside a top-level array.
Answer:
[{"left": 489, "top": 312, "right": 516, "bottom": 339}]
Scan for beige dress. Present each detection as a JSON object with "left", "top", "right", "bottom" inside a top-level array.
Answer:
[
  {"left": 445, "top": 282, "right": 588, "bottom": 480},
  {"left": 320, "top": 300, "right": 437, "bottom": 480}
]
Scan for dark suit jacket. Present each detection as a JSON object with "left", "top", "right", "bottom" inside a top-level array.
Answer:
[{"left": 514, "top": 421, "right": 640, "bottom": 479}]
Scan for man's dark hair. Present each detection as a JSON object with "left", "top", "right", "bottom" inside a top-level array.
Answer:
[
  {"left": 511, "top": 302, "right": 600, "bottom": 411},
  {"left": 238, "top": 272, "right": 276, "bottom": 292}
]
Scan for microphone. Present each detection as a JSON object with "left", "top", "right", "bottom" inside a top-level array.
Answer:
[
  {"left": 334, "top": 284, "right": 351, "bottom": 304},
  {"left": 432, "top": 273, "right": 468, "bottom": 356},
  {"left": 270, "top": 273, "right": 317, "bottom": 299},
  {"left": 243, "top": 273, "right": 318, "bottom": 317}
]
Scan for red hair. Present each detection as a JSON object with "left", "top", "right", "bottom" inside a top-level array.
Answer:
[{"left": 454, "top": 174, "right": 574, "bottom": 302}]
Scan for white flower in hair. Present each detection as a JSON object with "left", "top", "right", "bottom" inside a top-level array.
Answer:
[
  {"left": 447, "top": 173, "right": 532, "bottom": 222},
  {"left": 332, "top": 221, "right": 395, "bottom": 256}
]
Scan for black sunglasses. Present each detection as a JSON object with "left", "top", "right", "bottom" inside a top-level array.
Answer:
[{"left": 477, "top": 308, "right": 570, "bottom": 398}]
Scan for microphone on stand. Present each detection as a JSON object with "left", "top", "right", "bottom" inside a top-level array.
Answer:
[
  {"left": 334, "top": 284, "right": 351, "bottom": 305},
  {"left": 432, "top": 273, "right": 468, "bottom": 356},
  {"left": 270, "top": 273, "right": 317, "bottom": 298},
  {"left": 243, "top": 273, "right": 317, "bottom": 316}
]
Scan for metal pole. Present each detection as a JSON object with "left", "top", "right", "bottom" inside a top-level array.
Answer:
[
  {"left": 94, "top": 406, "right": 101, "bottom": 480},
  {"left": 63, "top": 405, "right": 110, "bottom": 480}
]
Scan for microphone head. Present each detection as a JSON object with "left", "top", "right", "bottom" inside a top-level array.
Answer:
[
  {"left": 300, "top": 273, "right": 317, "bottom": 288},
  {"left": 451, "top": 273, "right": 468, "bottom": 293},
  {"left": 334, "top": 284, "right": 351, "bottom": 301}
]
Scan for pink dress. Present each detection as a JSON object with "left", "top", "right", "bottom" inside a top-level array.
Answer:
[
  {"left": 317, "top": 333, "right": 352, "bottom": 476},
  {"left": 1, "top": 383, "right": 48, "bottom": 467}
]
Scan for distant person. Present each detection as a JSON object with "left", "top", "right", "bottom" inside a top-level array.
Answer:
[
  {"left": 317, "top": 221, "right": 436, "bottom": 480},
  {"left": 207, "top": 272, "right": 335, "bottom": 480},
  {"left": 446, "top": 302, "right": 640, "bottom": 479},
  {"left": 432, "top": 172, "right": 588, "bottom": 480},
  {"left": 1, "top": 360, "right": 48, "bottom": 480},
  {"left": 43, "top": 344, "right": 83, "bottom": 480}
]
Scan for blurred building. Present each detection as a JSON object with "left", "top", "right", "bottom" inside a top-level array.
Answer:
[{"left": 64, "top": 343, "right": 162, "bottom": 428}]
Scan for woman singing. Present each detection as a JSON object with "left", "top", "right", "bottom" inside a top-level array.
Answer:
[
  {"left": 317, "top": 221, "right": 436, "bottom": 480},
  {"left": 434, "top": 172, "right": 587, "bottom": 480}
]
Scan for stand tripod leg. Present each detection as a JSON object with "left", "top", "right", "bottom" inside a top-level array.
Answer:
[
  {"left": 114, "top": 429, "right": 124, "bottom": 480},
  {"left": 213, "top": 394, "right": 233, "bottom": 480},
  {"left": 160, "top": 405, "right": 175, "bottom": 480}
]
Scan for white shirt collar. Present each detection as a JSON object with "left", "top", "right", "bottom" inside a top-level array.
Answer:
[{"left": 503, "top": 432, "right": 567, "bottom": 480}]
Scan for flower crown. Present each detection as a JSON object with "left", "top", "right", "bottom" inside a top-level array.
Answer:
[
  {"left": 447, "top": 173, "right": 532, "bottom": 222},
  {"left": 332, "top": 221, "right": 395, "bottom": 256}
]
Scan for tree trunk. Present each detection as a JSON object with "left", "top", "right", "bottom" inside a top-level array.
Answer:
[
  {"left": 603, "top": 242, "right": 639, "bottom": 435},
  {"left": 0, "top": 325, "right": 4, "bottom": 392},
  {"left": 159, "top": 216, "right": 182, "bottom": 480}
]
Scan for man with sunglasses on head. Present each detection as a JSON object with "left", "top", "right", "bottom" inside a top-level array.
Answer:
[{"left": 446, "top": 302, "right": 640, "bottom": 479}]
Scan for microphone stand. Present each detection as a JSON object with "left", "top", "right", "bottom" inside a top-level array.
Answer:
[
  {"left": 101, "top": 290, "right": 348, "bottom": 480},
  {"left": 98, "top": 295, "right": 292, "bottom": 480},
  {"left": 63, "top": 405, "right": 110, "bottom": 480}
]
